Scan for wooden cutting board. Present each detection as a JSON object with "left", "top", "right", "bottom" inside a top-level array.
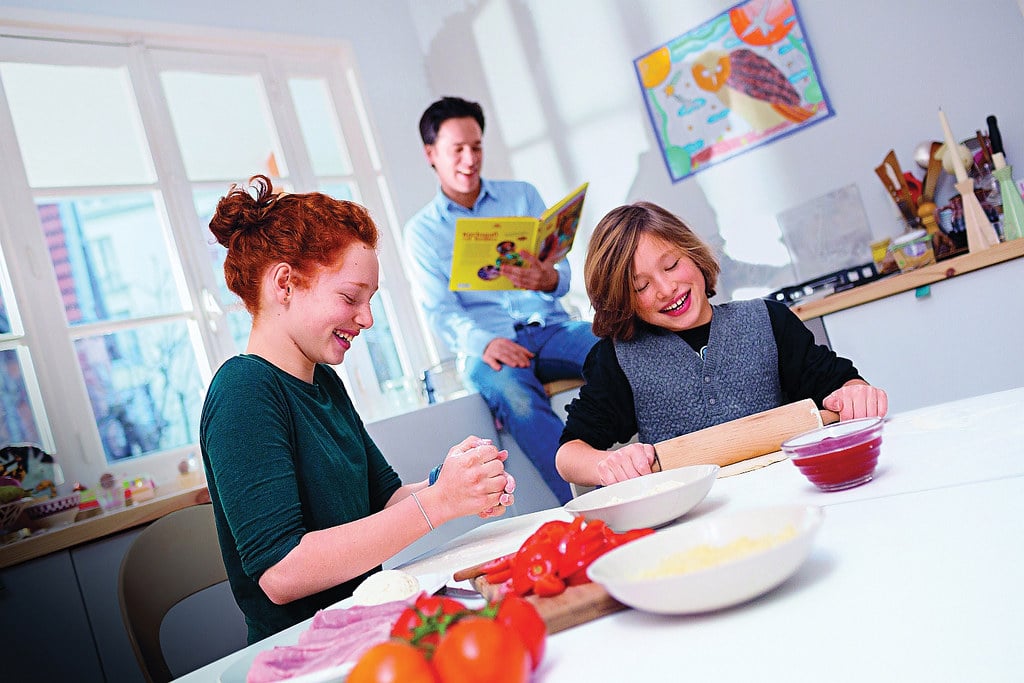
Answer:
[{"left": 470, "top": 576, "right": 625, "bottom": 634}]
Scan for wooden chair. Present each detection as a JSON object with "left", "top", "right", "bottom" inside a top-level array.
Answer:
[
  {"left": 542, "top": 378, "right": 585, "bottom": 398},
  {"left": 117, "top": 504, "right": 238, "bottom": 683}
]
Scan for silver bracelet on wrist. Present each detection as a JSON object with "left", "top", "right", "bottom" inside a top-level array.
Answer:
[{"left": 410, "top": 490, "right": 434, "bottom": 530}]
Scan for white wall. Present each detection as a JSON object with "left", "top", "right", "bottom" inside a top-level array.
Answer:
[
  {"left": 3, "top": 0, "right": 1022, "bottom": 306},
  {"left": 406, "top": 0, "right": 1024, "bottom": 305},
  {"left": 2, "top": 0, "right": 1022, "bottom": 302}
]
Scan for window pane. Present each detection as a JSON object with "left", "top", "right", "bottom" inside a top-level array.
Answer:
[
  {"left": 319, "top": 182, "right": 356, "bottom": 201},
  {"left": 0, "top": 286, "right": 10, "bottom": 336},
  {"left": 192, "top": 189, "right": 250, "bottom": 353},
  {"left": 0, "top": 349, "right": 42, "bottom": 446},
  {"left": 288, "top": 77, "right": 353, "bottom": 176},
  {"left": 75, "top": 322, "right": 204, "bottom": 463},
  {"left": 37, "top": 194, "right": 188, "bottom": 325},
  {"left": 192, "top": 188, "right": 236, "bottom": 305},
  {"left": 226, "top": 309, "right": 251, "bottom": 354},
  {"left": 364, "top": 294, "right": 403, "bottom": 385},
  {"left": 0, "top": 62, "right": 155, "bottom": 187},
  {"left": 161, "top": 71, "right": 283, "bottom": 182}
]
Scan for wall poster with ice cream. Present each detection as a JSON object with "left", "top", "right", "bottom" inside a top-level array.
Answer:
[{"left": 634, "top": 0, "right": 834, "bottom": 182}]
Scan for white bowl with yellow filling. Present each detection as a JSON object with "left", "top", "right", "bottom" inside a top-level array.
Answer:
[{"left": 587, "top": 504, "right": 823, "bottom": 614}]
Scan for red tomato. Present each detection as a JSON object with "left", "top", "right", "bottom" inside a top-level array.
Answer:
[
  {"left": 433, "top": 617, "right": 530, "bottom": 683},
  {"left": 391, "top": 608, "right": 431, "bottom": 644},
  {"left": 415, "top": 594, "right": 467, "bottom": 618},
  {"left": 495, "top": 595, "right": 546, "bottom": 670},
  {"left": 348, "top": 640, "right": 438, "bottom": 683},
  {"left": 392, "top": 594, "right": 468, "bottom": 649}
]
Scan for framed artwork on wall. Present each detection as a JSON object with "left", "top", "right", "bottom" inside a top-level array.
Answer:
[{"left": 634, "top": 0, "right": 833, "bottom": 182}]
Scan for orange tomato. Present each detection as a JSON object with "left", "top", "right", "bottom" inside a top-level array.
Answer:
[
  {"left": 433, "top": 617, "right": 530, "bottom": 683},
  {"left": 348, "top": 640, "right": 438, "bottom": 683}
]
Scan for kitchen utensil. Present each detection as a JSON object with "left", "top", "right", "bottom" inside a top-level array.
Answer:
[
  {"left": 875, "top": 150, "right": 918, "bottom": 223},
  {"left": 987, "top": 115, "right": 1007, "bottom": 169},
  {"left": 903, "top": 171, "right": 923, "bottom": 207},
  {"left": 782, "top": 417, "right": 884, "bottom": 491},
  {"left": 955, "top": 177, "right": 1001, "bottom": 251},
  {"left": 913, "top": 140, "right": 935, "bottom": 169},
  {"left": 887, "top": 151, "right": 917, "bottom": 212},
  {"left": 939, "top": 109, "right": 999, "bottom": 251},
  {"left": 976, "top": 130, "right": 994, "bottom": 168},
  {"left": 939, "top": 142, "right": 974, "bottom": 176},
  {"left": 920, "top": 141, "right": 943, "bottom": 204},
  {"left": 987, "top": 115, "right": 1024, "bottom": 241},
  {"left": 916, "top": 141, "right": 959, "bottom": 258},
  {"left": 586, "top": 504, "right": 823, "bottom": 614},
  {"left": 650, "top": 399, "right": 839, "bottom": 473},
  {"left": 992, "top": 167, "right": 1024, "bottom": 241}
]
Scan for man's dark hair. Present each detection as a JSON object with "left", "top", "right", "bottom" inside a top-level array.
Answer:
[{"left": 418, "top": 96, "right": 485, "bottom": 145}]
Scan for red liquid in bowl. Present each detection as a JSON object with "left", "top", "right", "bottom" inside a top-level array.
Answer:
[
  {"left": 783, "top": 417, "right": 884, "bottom": 492},
  {"left": 790, "top": 436, "right": 881, "bottom": 491}
]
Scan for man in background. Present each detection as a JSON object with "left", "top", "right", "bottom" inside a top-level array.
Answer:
[{"left": 404, "top": 96, "right": 596, "bottom": 504}]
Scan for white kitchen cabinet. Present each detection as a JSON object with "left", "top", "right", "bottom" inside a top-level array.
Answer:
[{"left": 817, "top": 257, "right": 1024, "bottom": 413}]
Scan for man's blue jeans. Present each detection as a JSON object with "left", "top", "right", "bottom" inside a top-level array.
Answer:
[{"left": 464, "top": 320, "right": 598, "bottom": 504}]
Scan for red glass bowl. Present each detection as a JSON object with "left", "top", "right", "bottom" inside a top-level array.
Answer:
[{"left": 781, "top": 417, "right": 884, "bottom": 492}]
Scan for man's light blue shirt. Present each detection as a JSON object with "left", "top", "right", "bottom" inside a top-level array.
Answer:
[{"left": 404, "top": 178, "right": 573, "bottom": 358}]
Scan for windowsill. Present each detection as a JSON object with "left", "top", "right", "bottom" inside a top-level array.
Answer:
[
  {"left": 0, "top": 393, "right": 499, "bottom": 569},
  {"left": 0, "top": 482, "right": 211, "bottom": 569}
]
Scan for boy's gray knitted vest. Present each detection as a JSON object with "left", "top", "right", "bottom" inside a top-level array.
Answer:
[{"left": 614, "top": 299, "right": 782, "bottom": 444}]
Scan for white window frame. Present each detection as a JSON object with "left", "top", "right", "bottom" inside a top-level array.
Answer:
[{"left": 0, "top": 16, "right": 435, "bottom": 490}]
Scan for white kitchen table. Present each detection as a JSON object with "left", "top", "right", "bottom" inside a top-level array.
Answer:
[
  {"left": 539, "top": 476, "right": 1023, "bottom": 682},
  {"left": 174, "top": 387, "right": 1024, "bottom": 683}
]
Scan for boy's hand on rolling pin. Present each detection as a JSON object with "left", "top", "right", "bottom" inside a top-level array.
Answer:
[
  {"left": 823, "top": 381, "right": 889, "bottom": 421},
  {"left": 596, "top": 442, "right": 657, "bottom": 486}
]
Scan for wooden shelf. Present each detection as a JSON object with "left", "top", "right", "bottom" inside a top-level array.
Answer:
[
  {"left": 791, "top": 239, "right": 1024, "bottom": 321},
  {"left": 0, "top": 485, "right": 210, "bottom": 569}
]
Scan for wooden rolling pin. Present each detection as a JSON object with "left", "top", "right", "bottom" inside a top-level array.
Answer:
[{"left": 651, "top": 399, "right": 840, "bottom": 472}]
